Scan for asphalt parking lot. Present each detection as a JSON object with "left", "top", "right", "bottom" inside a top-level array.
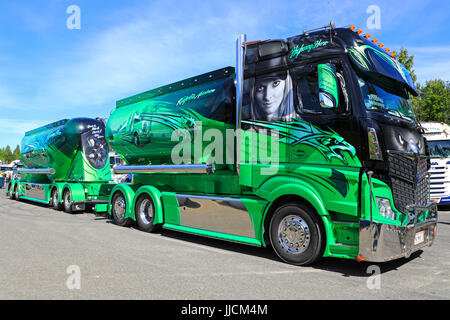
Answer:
[{"left": 0, "top": 191, "right": 448, "bottom": 300}]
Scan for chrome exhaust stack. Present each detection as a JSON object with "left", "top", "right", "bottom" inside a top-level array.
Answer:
[
  {"left": 113, "top": 164, "right": 215, "bottom": 174},
  {"left": 18, "top": 168, "right": 56, "bottom": 175}
]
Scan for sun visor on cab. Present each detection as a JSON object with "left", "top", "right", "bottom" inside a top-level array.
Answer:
[{"left": 348, "top": 44, "right": 418, "bottom": 97}]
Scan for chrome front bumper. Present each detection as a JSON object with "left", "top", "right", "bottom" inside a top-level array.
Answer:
[{"left": 358, "top": 202, "right": 438, "bottom": 262}]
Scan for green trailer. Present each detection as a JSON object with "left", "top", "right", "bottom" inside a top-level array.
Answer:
[
  {"left": 6, "top": 118, "right": 113, "bottom": 213},
  {"left": 105, "top": 24, "right": 437, "bottom": 265}
]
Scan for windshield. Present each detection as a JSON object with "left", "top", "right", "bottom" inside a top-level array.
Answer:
[
  {"left": 427, "top": 140, "right": 450, "bottom": 158},
  {"left": 357, "top": 76, "right": 416, "bottom": 121}
]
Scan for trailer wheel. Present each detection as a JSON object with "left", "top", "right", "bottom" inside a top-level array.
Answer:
[
  {"left": 135, "top": 194, "right": 160, "bottom": 233},
  {"left": 14, "top": 184, "right": 20, "bottom": 200},
  {"left": 269, "top": 202, "right": 324, "bottom": 266},
  {"left": 51, "top": 188, "right": 61, "bottom": 210},
  {"left": 111, "top": 192, "right": 132, "bottom": 227},
  {"left": 7, "top": 183, "right": 15, "bottom": 200},
  {"left": 63, "top": 189, "right": 73, "bottom": 213}
]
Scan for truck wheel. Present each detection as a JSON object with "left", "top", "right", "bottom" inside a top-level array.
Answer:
[
  {"left": 111, "top": 192, "right": 132, "bottom": 227},
  {"left": 63, "top": 189, "right": 73, "bottom": 213},
  {"left": 51, "top": 188, "right": 61, "bottom": 210},
  {"left": 269, "top": 202, "right": 324, "bottom": 266},
  {"left": 135, "top": 194, "right": 160, "bottom": 233}
]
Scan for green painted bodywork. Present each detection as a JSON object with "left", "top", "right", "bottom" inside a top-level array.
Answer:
[
  {"left": 8, "top": 118, "right": 112, "bottom": 211},
  {"left": 21, "top": 118, "right": 111, "bottom": 183},
  {"left": 104, "top": 65, "right": 383, "bottom": 261},
  {"left": 104, "top": 44, "right": 420, "bottom": 260}
]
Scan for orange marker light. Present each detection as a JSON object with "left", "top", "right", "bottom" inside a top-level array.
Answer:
[
  {"left": 350, "top": 25, "right": 356, "bottom": 31},
  {"left": 385, "top": 48, "right": 391, "bottom": 53},
  {"left": 379, "top": 43, "right": 384, "bottom": 48},
  {"left": 357, "top": 29, "right": 363, "bottom": 35},
  {"left": 364, "top": 34, "right": 371, "bottom": 39},
  {"left": 391, "top": 52, "right": 397, "bottom": 57},
  {"left": 372, "top": 39, "right": 378, "bottom": 44}
]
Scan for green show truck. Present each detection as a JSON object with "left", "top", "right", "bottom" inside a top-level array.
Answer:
[
  {"left": 105, "top": 24, "right": 438, "bottom": 265},
  {"left": 6, "top": 118, "right": 113, "bottom": 213}
]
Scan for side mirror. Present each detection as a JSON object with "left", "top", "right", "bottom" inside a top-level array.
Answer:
[{"left": 317, "top": 64, "right": 339, "bottom": 109}]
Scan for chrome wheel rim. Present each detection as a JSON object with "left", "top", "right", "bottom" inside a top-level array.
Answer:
[
  {"left": 51, "top": 190, "right": 58, "bottom": 207},
  {"left": 278, "top": 215, "right": 310, "bottom": 254},
  {"left": 52, "top": 191, "right": 58, "bottom": 207},
  {"left": 64, "top": 192, "right": 71, "bottom": 210},
  {"left": 138, "top": 198, "right": 154, "bottom": 225},
  {"left": 114, "top": 196, "right": 126, "bottom": 219}
]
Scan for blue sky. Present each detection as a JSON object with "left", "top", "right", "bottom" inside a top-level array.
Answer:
[{"left": 0, "top": 0, "right": 449, "bottom": 149}]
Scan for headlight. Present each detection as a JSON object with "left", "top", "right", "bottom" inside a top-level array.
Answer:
[{"left": 376, "top": 197, "right": 397, "bottom": 220}]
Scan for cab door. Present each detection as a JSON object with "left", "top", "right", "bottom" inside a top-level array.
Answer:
[{"left": 288, "top": 59, "right": 362, "bottom": 217}]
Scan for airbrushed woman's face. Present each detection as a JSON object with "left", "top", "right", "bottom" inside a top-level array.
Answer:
[{"left": 255, "top": 77, "right": 286, "bottom": 119}]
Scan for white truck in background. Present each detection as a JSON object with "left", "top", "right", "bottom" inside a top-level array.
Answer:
[{"left": 422, "top": 122, "right": 450, "bottom": 205}]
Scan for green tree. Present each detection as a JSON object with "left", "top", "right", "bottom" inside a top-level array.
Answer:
[
  {"left": 13, "top": 145, "right": 20, "bottom": 161},
  {"left": 394, "top": 48, "right": 421, "bottom": 117},
  {"left": 396, "top": 48, "right": 417, "bottom": 84},
  {"left": 394, "top": 48, "right": 450, "bottom": 123},
  {"left": 3, "top": 145, "right": 13, "bottom": 164},
  {"left": 415, "top": 79, "right": 450, "bottom": 122}
]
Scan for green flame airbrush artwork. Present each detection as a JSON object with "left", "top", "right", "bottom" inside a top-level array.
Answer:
[
  {"left": 243, "top": 118, "right": 357, "bottom": 165},
  {"left": 8, "top": 118, "right": 112, "bottom": 213}
]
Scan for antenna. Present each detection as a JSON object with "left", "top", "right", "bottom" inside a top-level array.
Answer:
[{"left": 302, "top": 21, "right": 335, "bottom": 36}]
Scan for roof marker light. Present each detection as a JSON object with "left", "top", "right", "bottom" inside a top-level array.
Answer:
[{"left": 350, "top": 25, "right": 398, "bottom": 59}]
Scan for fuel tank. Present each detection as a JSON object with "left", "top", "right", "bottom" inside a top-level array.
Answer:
[
  {"left": 106, "top": 67, "right": 235, "bottom": 165},
  {"left": 20, "top": 118, "right": 111, "bottom": 183}
]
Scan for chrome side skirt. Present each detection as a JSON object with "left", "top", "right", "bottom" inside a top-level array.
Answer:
[
  {"left": 175, "top": 194, "right": 256, "bottom": 239},
  {"left": 23, "top": 183, "right": 47, "bottom": 201}
]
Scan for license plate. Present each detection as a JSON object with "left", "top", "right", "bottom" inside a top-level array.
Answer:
[{"left": 414, "top": 231, "right": 425, "bottom": 245}]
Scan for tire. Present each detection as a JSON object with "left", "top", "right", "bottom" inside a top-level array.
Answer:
[
  {"left": 269, "top": 202, "right": 325, "bottom": 266},
  {"left": 7, "top": 183, "right": 15, "bottom": 199},
  {"left": 134, "top": 194, "right": 160, "bottom": 233},
  {"left": 51, "top": 188, "right": 61, "bottom": 210},
  {"left": 111, "top": 192, "right": 132, "bottom": 227},
  {"left": 14, "top": 184, "right": 20, "bottom": 200},
  {"left": 63, "top": 189, "right": 73, "bottom": 213}
]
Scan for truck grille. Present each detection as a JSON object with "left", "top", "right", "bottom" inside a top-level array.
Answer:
[{"left": 387, "top": 151, "right": 429, "bottom": 214}]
